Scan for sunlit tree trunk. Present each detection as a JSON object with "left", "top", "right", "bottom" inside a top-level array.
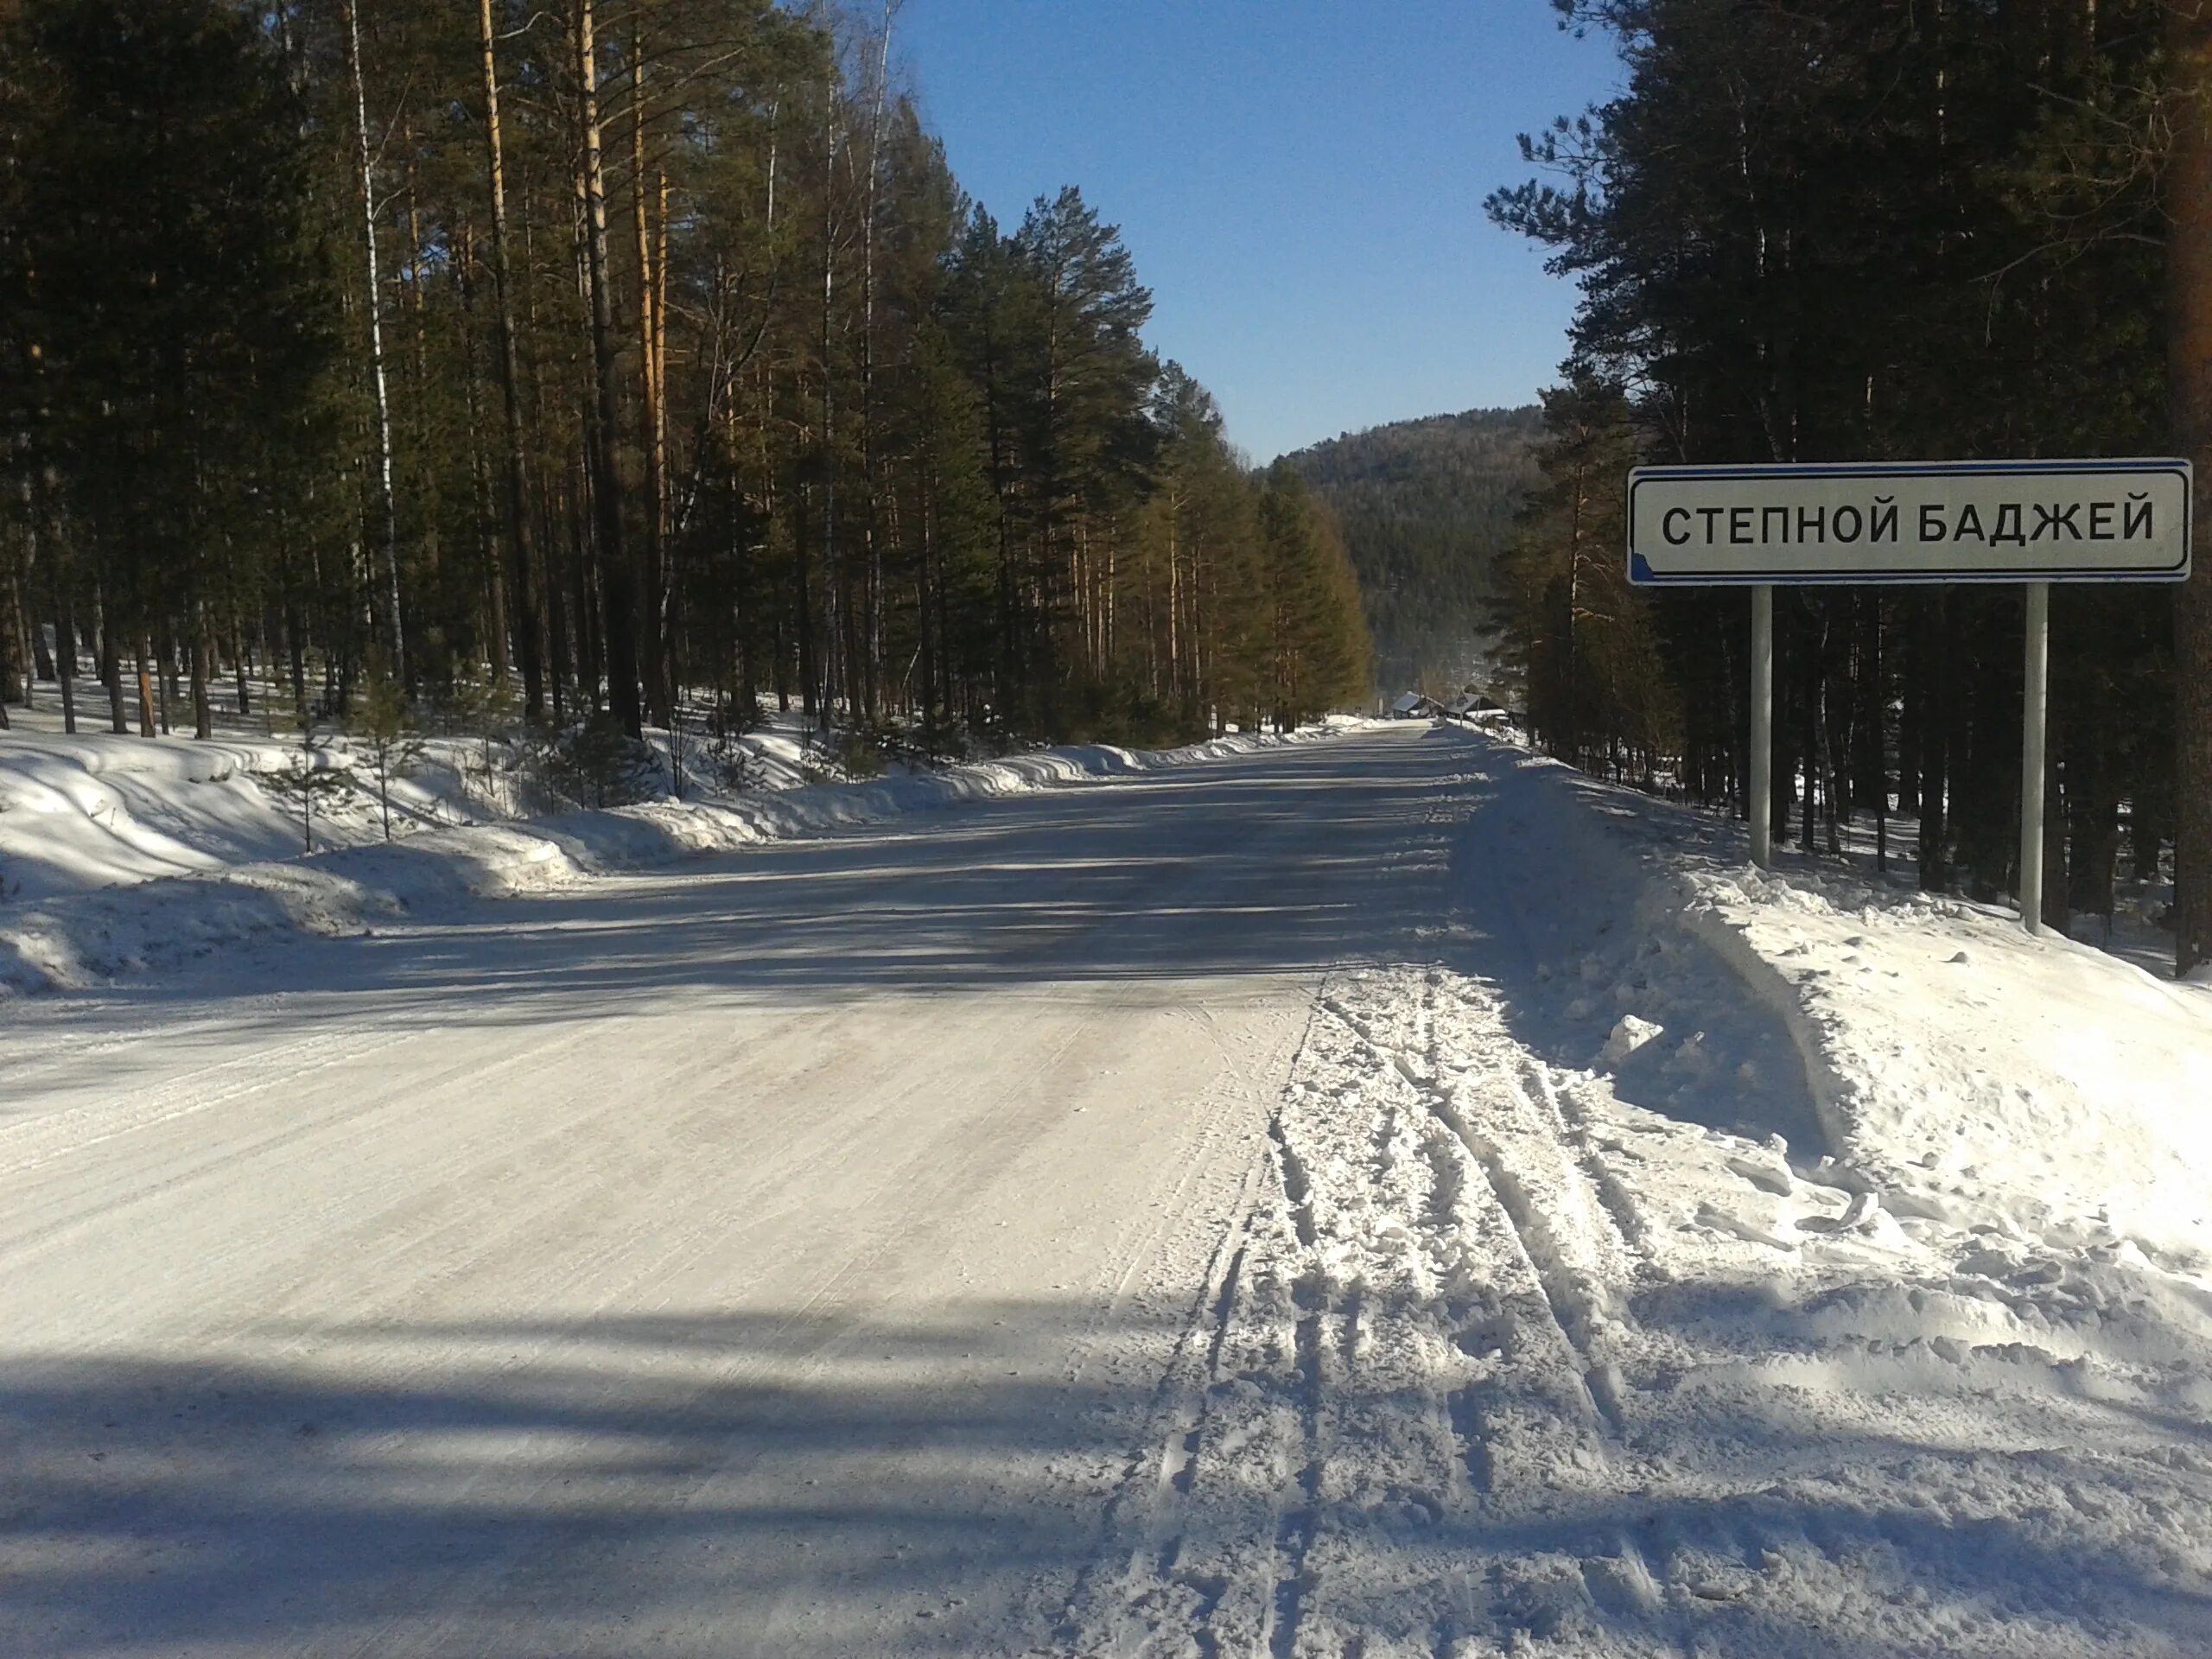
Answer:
[
  {"left": 341, "top": 0, "right": 405, "bottom": 679},
  {"left": 476, "top": 0, "right": 545, "bottom": 717},
  {"left": 859, "top": 3, "right": 894, "bottom": 721},
  {"left": 575, "top": 0, "right": 641, "bottom": 734},
  {"left": 631, "top": 27, "right": 671, "bottom": 726}
]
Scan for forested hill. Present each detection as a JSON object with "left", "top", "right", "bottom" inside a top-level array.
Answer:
[{"left": 1286, "top": 406, "right": 1542, "bottom": 692}]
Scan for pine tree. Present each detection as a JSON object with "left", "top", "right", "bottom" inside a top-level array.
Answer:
[
  {"left": 3, "top": 0, "right": 336, "bottom": 743},
  {"left": 0, "top": 0, "right": 1375, "bottom": 777},
  {"left": 1490, "top": 378, "right": 1665, "bottom": 775}
]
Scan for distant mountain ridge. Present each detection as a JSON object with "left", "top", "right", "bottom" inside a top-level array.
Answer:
[{"left": 1285, "top": 405, "right": 1542, "bottom": 692}]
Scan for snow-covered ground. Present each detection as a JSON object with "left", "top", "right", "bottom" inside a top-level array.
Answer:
[
  {"left": 0, "top": 679, "right": 533, "bottom": 903},
  {"left": 1072, "top": 740, "right": 2212, "bottom": 1656},
  {"left": 2, "top": 723, "right": 2209, "bottom": 1656},
  {"left": 0, "top": 670, "right": 1248, "bottom": 902},
  {"left": 0, "top": 676, "right": 1160, "bottom": 910},
  {"left": 1, "top": 700, "right": 1354, "bottom": 997}
]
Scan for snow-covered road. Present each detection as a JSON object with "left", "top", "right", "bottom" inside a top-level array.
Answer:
[
  {"left": 0, "top": 726, "right": 1466, "bottom": 1655},
  {"left": 5, "top": 725, "right": 2210, "bottom": 1657}
]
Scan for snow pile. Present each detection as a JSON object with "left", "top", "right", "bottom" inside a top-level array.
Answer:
[
  {"left": 1443, "top": 737, "right": 2212, "bottom": 1264},
  {"left": 0, "top": 722, "right": 1359, "bottom": 997},
  {"left": 0, "top": 706, "right": 963, "bottom": 909},
  {"left": 1673, "top": 837, "right": 2212, "bottom": 1262},
  {"left": 0, "top": 729, "right": 492, "bottom": 904},
  {"left": 0, "top": 690, "right": 1321, "bottom": 911}
]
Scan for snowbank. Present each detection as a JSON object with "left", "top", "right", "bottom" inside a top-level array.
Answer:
[
  {"left": 1675, "top": 857, "right": 2212, "bottom": 1259},
  {"left": 0, "top": 724, "right": 1357, "bottom": 999},
  {"left": 1448, "top": 732, "right": 2212, "bottom": 1265},
  {"left": 0, "top": 730, "right": 485, "bottom": 904}
]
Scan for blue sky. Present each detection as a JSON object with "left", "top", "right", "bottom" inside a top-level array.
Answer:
[{"left": 895, "top": 2, "right": 1624, "bottom": 461}]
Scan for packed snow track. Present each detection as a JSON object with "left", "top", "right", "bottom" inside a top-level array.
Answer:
[{"left": 5, "top": 724, "right": 2211, "bottom": 1658}]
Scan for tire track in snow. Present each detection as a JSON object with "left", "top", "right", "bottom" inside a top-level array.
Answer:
[
  {"left": 1065, "top": 988, "right": 1393, "bottom": 1659},
  {"left": 0, "top": 1020, "right": 418, "bottom": 1184},
  {"left": 1213, "top": 1109, "right": 1329, "bottom": 1659},
  {"left": 1071, "top": 961, "right": 1700, "bottom": 1657},
  {"left": 1396, "top": 981, "right": 1615, "bottom": 1441},
  {"left": 1054, "top": 1148, "right": 1263, "bottom": 1656},
  {"left": 1539, "top": 1065, "right": 1655, "bottom": 1251},
  {"left": 1263, "top": 1278, "right": 1325, "bottom": 1659},
  {"left": 1060, "top": 996, "right": 1294, "bottom": 1392},
  {"left": 1366, "top": 970, "right": 1699, "bottom": 1658}
]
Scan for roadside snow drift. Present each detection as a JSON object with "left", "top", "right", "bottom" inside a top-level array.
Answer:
[
  {"left": 1680, "top": 860, "right": 2212, "bottom": 1259},
  {"left": 0, "top": 731, "right": 431, "bottom": 902},
  {"left": 1447, "top": 743, "right": 2212, "bottom": 1266},
  {"left": 0, "top": 726, "right": 1350, "bottom": 997}
]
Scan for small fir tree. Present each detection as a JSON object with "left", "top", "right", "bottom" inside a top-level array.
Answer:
[
  {"left": 263, "top": 705, "right": 354, "bottom": 855},
  {"left": 349, "top": 652, "right": 424, "bottom": 841}
]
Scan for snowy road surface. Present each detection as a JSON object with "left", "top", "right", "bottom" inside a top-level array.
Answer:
[{"left": 5, "top": 725, "right": 2211, "bottom": 1657}]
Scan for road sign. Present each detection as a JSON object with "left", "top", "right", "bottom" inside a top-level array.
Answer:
[
  {"left": 1627, "top": 459, "right": 2192, "bottom": 586},
  {"left": 1624, "top": 456, "right": 2195, "bottom": 936}
]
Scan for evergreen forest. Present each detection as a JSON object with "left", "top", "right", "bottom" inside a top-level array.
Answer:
[
  {"left": 1488, "top": 0, "right": 2212, "bottom": 968},
  {"left": 1288, "top": 406, "right": 1541, "bottom": 693},
  {"left": 0, "top": 0, "right": 1371, "bottom": 764}
]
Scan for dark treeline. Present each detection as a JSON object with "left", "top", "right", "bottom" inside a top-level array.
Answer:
[
  {"left": 1288, "top": 406, "right": 1541, "bottom": 693},
  {"left": 0, "top": 0, "right": 1369, "bottom": 760},
  {"left": 1489, "top": 0, "right": 2212, "bottom": 966}
]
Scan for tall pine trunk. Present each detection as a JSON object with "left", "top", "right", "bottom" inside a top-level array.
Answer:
[
  {"left": 97, "top": 588, "right": 125, "bottom": 733},
  {"left": 575, "top": 0, "right": 642, "bottom": 736},
  {"left": 631, "top": 30, "right": 671, "bottom": 727},
  {"left": 455, "top": 219, "right": 508, "bottom": 683},
  {"left": 478, "top": 0, "right": 546, "bottom": 718},
  {"left": 342, "top": 0, "right": 406, "bottom": 680},
  {"left": 818, "top": 111, "right": 841, "bottom": 729},
  {"left": 859, "top": 3, "right": 894, "bottom": 722}
]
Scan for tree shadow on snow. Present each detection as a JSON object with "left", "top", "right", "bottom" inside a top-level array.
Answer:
[{"left": 2, "top": 1295, "right": 2207, "bottom": 1656}]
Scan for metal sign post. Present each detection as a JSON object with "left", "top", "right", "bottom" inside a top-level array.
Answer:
[
  {"left": 1750, "top": 584, "right": 1773, "bottom": 868},
  {"left": 1627, "top": 460, "right": 2192, "bottom": 933},
  {"left": 2020, "top": 582, "right": 2050, "bottom": 935}
]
